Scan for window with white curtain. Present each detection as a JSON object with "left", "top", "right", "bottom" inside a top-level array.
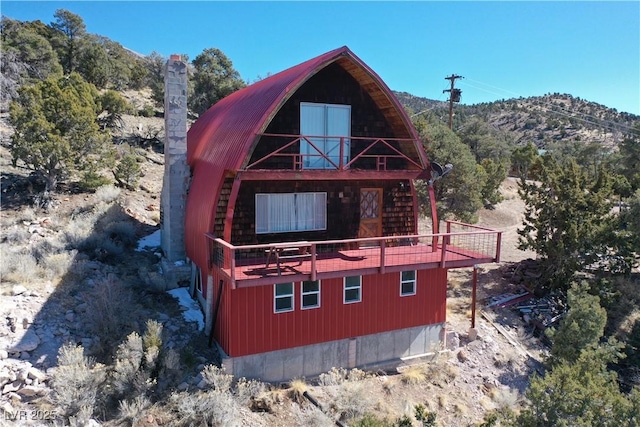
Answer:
[
  {"left": 300, "top": 102, "right": 351, "bottom": 169},
  {"left": 256, "top": 192, "right": 327, "bottom": 234}
]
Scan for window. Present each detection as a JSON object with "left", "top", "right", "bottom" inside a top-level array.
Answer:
[
  {"left": 301, "top": 280, "right": 320, "bottom": 309},
  {"left": 300, "top": 102, "right": 351, "bottom": 169},
  {"left": 256, "top": 192, "right": 326, "bottom": 234},
  {"left": 344, "top": 276, "right": 362, "bottom": 304},
  {"left": 274, "top": 283, "right": 294, "bottom": 313},
  {"left": 400, "top": 270, "right": 417, "bottom": 296}
]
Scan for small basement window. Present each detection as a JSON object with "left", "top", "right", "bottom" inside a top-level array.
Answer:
[
  {"left": 344, "top": 276, "right": 362, "bottom": 304},
  {"left": 301, "top": 280, "right": 321, "bottom": 309},
  {"left": 274, "top": 283, "right": 294, "bottom": 313},
  {"left": 400, "top": 270, "right": 416, "bottom": 296}
]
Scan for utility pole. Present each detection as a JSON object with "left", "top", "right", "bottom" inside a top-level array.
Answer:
[{"left": 443, "top": 74, "right": 463, "bottom": 130}]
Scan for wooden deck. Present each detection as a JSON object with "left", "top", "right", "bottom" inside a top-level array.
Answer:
[
  {"left": 207, "top": 221, "right": 502, "bottom": 288},
  {"left": 223, "top": 244, "right": 494, "bottom": 288}
]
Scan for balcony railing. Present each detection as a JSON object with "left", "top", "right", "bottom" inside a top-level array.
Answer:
[
  {"left": 246, "top": 133, "right": 423, "bottom": 171},
  {"left": 206, "top": 221, "right": 502, "bottom": 289}
]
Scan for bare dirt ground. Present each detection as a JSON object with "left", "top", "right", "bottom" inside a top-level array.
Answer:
[{"left": 0, "top": 106, "right": 544, "bottom": 425}]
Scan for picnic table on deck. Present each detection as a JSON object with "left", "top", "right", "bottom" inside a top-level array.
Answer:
[{"left": 265, "top": 241, "right": 311, "bottom": 274}]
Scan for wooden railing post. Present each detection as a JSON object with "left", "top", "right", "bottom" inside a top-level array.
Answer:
[
  {"left": 310, "top": 243, "right": 317, "bottom": 281},
  {"left": 379, "top": 239, "right": 386, "bottom": 274},
  {"left": 440, "top": 235, "right": 448, "bottom": 268},
  {"left": 230, "top": 247, "right": 236, "bottom": 289}
]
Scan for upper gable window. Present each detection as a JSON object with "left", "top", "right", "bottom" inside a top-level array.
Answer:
[
  {"left": 300, "top": 102, "right": 351, "bottom": 169},
  {"left": 256, "top": 192, "right": 327, "bottom": 234}
]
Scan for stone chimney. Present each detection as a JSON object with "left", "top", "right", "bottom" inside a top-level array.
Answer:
[{"left": 161, "top": 55, "right": 189, "bottom": 263}]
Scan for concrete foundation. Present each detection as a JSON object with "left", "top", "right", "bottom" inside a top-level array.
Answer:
[
  {"left": 159, "top": 258, "right": 191, "bottom": 290},
  {"left": 218, "top": 323, "right": 445, "bottom": 382}
]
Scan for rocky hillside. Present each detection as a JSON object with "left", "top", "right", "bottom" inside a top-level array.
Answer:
[{"left": 395, "top": 91, "right": 639, "bottom": 149}]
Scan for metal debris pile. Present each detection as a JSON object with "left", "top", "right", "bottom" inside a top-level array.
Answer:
[
  {"left": 486, "top": 289, "right": 568, "bottom": 336},
  {"left": 513, "top": 292, "right": 567, "bottom": 334}
]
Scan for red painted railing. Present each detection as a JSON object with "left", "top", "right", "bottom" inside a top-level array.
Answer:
[
  {"left": 206, "top": 221, "right": 502, "bottom": 288},
  {"left": 246, "top": 133, "right": 423, "bottom": 171}
]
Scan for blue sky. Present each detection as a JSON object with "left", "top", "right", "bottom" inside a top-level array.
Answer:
[{"left": 3, "top": 1, "right": 639, "bottom": 115}]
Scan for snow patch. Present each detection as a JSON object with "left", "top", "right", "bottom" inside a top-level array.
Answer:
[
  {"left": 137, "top": 229, "right": 161, "bottom": 251},
  {"left": 167, "top": 287, "right": 204, "bottom": 331}
]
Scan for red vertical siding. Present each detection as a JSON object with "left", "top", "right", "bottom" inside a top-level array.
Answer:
[{"left": 219, "top": 269, "right": 447, "bottom": 357}]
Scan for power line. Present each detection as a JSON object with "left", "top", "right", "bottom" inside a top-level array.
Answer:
[{"left": 458, "top": 78, "right": 638, "bottom": 135}]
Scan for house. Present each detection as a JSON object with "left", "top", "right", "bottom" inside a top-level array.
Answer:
[{"left": 183, "top": 46, "right": 501, "bottom": 381}]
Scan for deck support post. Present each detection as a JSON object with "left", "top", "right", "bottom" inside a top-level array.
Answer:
[
  {"left": 471, "top": 264, "right": 478, "bottom": 329},
  {"left": 428, "top": 183, "right": 439, "bottom": 252},
  {"left": 208, "top": 279, "right": 225, "bottom": 348}
]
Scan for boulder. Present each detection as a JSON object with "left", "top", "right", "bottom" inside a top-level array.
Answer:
[
  {"left": 16, "top": 385, "right": 47, "bottom": 397},
  {"left": 11, "top": 285, "right": 27, "bottom": 296},
  {"left": 9, "top": 328, "right": 40, "bottom": 353}
]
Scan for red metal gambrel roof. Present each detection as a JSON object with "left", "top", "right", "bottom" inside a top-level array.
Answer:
[{"left": 185, "top": 46, "right": 426, "bottom": 270}]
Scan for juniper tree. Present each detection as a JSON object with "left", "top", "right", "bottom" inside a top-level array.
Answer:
[
  {"left": 413, "top": 118, "right": 485, "bottom": 223},
  {"left": 547, "top": 282, "right": 607, "bottom": 365},
  {"left": 190, "top": 47, "right": 245, "bottom": 115},
  {"left": 516, "top": 343, "right": 637, "bottom": 427},
  {"left": 9, "top": 72, "right": 112, "bottom": 192},
  {"left": 517, "top": 155, "right": 624, "bottom": 289}
]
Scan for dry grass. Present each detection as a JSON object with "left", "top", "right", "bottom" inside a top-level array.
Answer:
[
  {"left": 84, "top": 274, "right": 137, "bottom": 355},
  {"left": 112, "top": 332, "right": 144, "bottom": 397},
  {"left": 293, "top": 404, "right": 335, "bottom": 427},
  {"left": 318, "top": 367, "right": 348, "bottom": 386},
  {"left": 436, "top": 394, "right": 447, "bottom": 409},
  {"left": 94, "top": 185, "right": 121, "bottom": 204},
  {"left": 118, "top": 395, "right": 151, "bottom": 424},
  {"left": 235, "top": 377, "right": 267, "bottom": 406},
  {"left": 0, "top": 247, "right": 40, "bottom": 285},
  {"left": 400, "top": 364, "right": 427, "bottom": 385},
  {"left": 489, "top": 387, "right": 519, "bottom": 410},
  {"left": 142, "top": 319, "right": 163, "bottom": 349},
  {"left": 165, "top": 389, "right": 239, "bottom": 426},
  {"left": 50, "top": 344, "right": 107, "bottom": 420},
  {"left": 423, "top": 358, "right": 458, "bottom": 386},
  {"left": 288, "top": 378, "right": 308, "bottom": 403},
  {"left": 201, "top": 364, "right": 233, "bottom": 393},
  {"left": 331, "top": 381, "right": 375, "bottom": 423},
  {"left": 41, "top": 250, "right": 76, "bottom": 279}
]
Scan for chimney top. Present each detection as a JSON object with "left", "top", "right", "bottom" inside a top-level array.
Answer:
[{"left": 170, "top": 54, "right": 181, "bottom": 61}]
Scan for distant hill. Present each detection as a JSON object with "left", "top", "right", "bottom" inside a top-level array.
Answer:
[{"left": 394, "top": 91, "right": 639, "bottom": 149}]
